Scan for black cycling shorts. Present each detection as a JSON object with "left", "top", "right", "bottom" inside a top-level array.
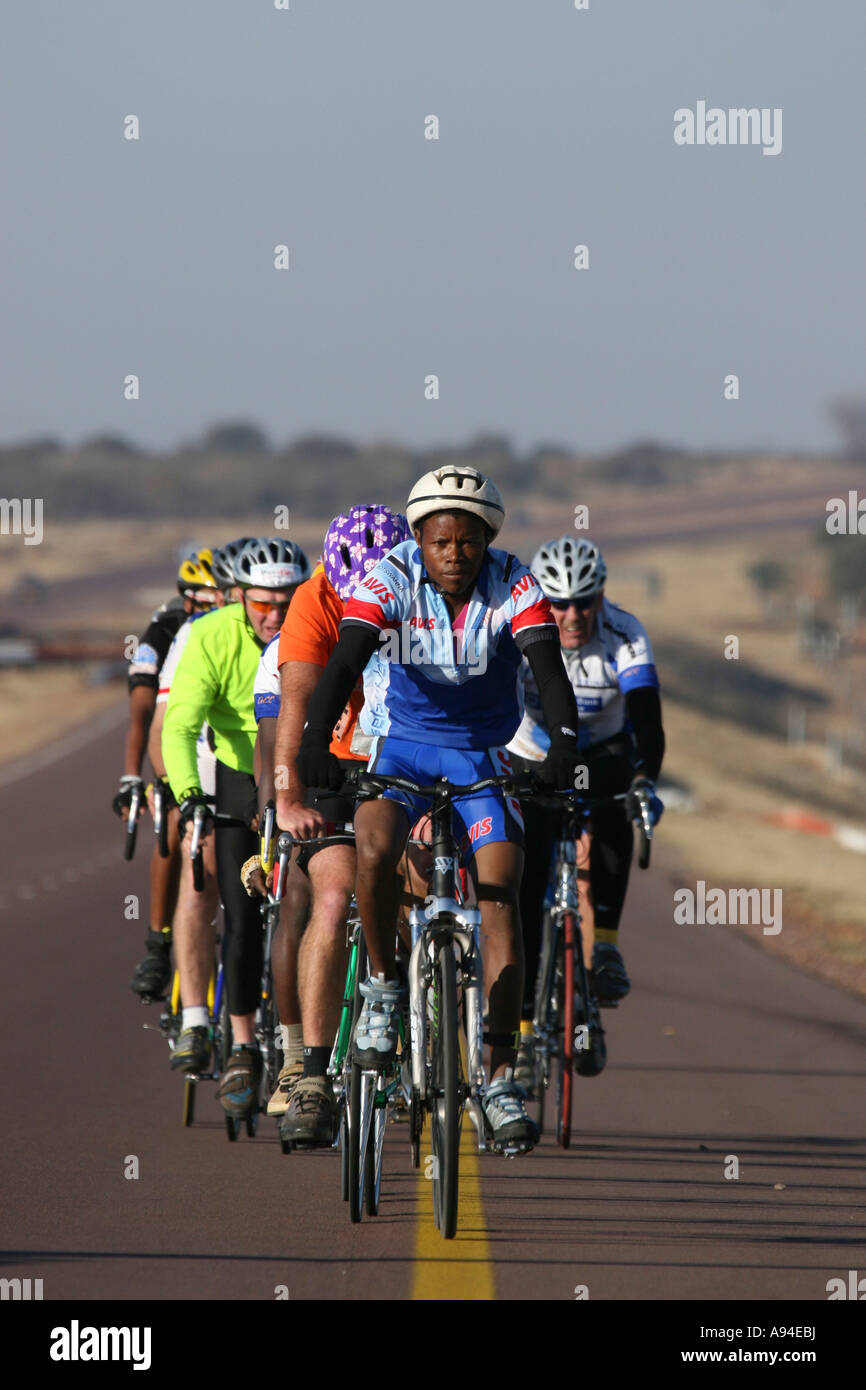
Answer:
[{"left": 295, "top": 758, "right": 361, "bottom": 874}]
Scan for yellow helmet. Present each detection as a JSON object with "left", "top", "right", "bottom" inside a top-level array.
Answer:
[{"left": 177, "top": 548, "right": 217, "bottom": 597}]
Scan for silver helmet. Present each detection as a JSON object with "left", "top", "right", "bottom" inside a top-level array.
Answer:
[
  {"left": 233, "top": 537, "right": 311, "bottom": 590},
  {"left": 531, "top": 536, "right": 607, "bottom": 600},
  {"left": 211, "top": 537, "right": 256, "bottom": 589}
]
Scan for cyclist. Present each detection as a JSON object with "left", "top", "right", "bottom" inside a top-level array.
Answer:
[
  {"left": 162, "top": 537, "right": 310, "bottom": 1114},
  {"left": 508, "top": 536, "right": 665, "bottom": 1071},
  {"left": 295, "top": 468, "right": 580, "bottom": 1152},
  {"left": 115, "top": 549, "right": 222, "bottom": 998},
  {"left": 270, "top": 506, "right": 411, "bottom": 1145}
]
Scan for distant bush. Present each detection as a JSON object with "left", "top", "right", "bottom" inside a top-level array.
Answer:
[
  {"left": 747, "top": 560, "right": 789, "bottom": 594},
  {"left": 202, "top": 421, "right": 271, "bottom": 454}
]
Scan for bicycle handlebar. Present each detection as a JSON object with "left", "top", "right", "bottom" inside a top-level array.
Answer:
[
  {"left": 189, "top": 804, "right": 206, "bottom": 891},
  {"left": 260, "top": 801, "right": 276, "bottom": 877},
  {"left": 347, "top": 769, "right": 531, "bottom": 801},
  {"left": 152, "top": 780, "right": 169, "bottom": 859},
  {"left": 123, "top": 783, "right": 142, "bottom": 860},
  {"left": 533, "top": 784, "right": 654, "bottom": 869}
]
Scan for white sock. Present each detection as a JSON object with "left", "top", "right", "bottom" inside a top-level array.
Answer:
[{"left": 182, "top": 1006, "right": 210, "bottom": 1030}]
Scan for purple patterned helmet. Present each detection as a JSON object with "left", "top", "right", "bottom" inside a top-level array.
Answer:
[{"left": 322, "top": 505, "right": 410, "bottom": 602}]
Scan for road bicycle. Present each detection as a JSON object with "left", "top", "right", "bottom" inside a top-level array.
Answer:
[
  {"left": 531, "top": 785, "right": 654, "bottom": 1147},
  {"left": 142, "top": 950, "right": 230, "bottom": 1130},
  {"left": 349, "top": 769, "right": 528, "bottom": 1240},
  {"left": 272, "top": 824, "right": 394, "bottom": 1217}
]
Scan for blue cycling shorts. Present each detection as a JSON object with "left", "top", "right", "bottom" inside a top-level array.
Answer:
[{"left": 366, "top": 736, "right": 524, "bottom": 858}]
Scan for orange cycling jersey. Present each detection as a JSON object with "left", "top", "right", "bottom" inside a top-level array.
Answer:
[{"left": 277, "top": 564, "right": 365, "bottom": 761}]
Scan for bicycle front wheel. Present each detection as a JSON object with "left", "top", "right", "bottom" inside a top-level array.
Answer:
[
  {"left": 555, "top": 913, "right": 575, "bottom": 1149},
  {"left": 430, "top": 942, "right": 460, "bottom": 1239},
  {"left": 365, "top": 1101, "right": 386, "bottom": 1216},
  {"left": 347, "top": 937, "right": 368, "bottom": 1223}
]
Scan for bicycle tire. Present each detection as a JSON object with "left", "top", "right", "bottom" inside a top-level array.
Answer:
[
  {"left": 347, "top": 937, "right": 368, "bottom": 1223},
  {"left": 340, "top": 1110, "right": 349, "bottom": 1200},
  {"left": 430, "top": 942, "right": 459, "bottom": 1239},
  {"left": 260, "top": 993, "right": 280, "bottom": 1097},
  {"left": 365, "top": 1103, "right": 386, "bottom": 1216},
  {"left": 555, "top": 912, "right": 575, "bottom": 1149},
  {"left": 182, "top": 1078, "right": 195, "bottom": 1127},
  {"left": 216, "top": 976, "right": 243, "bottom": 1144},
  {"left": 534, "top": 1052, "right": 547, "bottom": 1136},
  {"left": 574, "top": 917, "right": 607, "bottom": 1077}
]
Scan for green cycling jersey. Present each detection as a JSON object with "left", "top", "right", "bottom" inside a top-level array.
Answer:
[{"left": 162, "top": 604, "right": 262, "bottom": 799}]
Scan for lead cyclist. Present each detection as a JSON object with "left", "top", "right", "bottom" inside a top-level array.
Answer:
[{"left": 295, "top": 467, "right": 581, "bottom": 1152}]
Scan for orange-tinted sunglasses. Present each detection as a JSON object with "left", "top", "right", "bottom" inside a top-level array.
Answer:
[{"left": 245, "top": 596, "right": 290, "bottom": 615}]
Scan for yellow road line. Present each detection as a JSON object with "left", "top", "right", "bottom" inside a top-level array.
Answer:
[{"left": 411, "top": 1116, "right": 496, "bottom": 1301}]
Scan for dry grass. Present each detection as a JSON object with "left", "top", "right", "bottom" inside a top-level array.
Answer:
[{"left": 0, "top": 668, "right": 122, "bottom": 766}]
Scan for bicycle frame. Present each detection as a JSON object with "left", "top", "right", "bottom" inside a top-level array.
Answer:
[{"left": 406, "top": 801, "right": 486, "bottom": 1124}]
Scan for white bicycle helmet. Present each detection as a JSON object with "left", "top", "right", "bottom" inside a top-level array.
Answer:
[
  {"left": 531, "top": 536, "right": 607, "bottom": 600},
  {"left": 233, "top": 537, "right": 311, "bottom": 590},
  {"left": 406, "top": 466, "right": 504, "bottom": 538}
]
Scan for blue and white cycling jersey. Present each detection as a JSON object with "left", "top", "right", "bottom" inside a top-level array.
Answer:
[
  {"left": 342, "top": 539, "right": 557, "bottom": 749},
  {"left": 508, "top": 599, "right": 659, "bottom": 761}
]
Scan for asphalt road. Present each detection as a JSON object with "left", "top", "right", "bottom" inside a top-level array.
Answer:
[{"left": 2, "top": 709, "right": 865, "bottom": 1302}]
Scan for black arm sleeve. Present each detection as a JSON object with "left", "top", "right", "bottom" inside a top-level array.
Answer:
[
  {"left": 625, "top": 686, "right": 665, "bottom": 782},
  {"left": 524, "top": 638, "right": 579, "bottom": 740},
  {"left": 299, "top": 622, "right": 380, "bottom": 748}
]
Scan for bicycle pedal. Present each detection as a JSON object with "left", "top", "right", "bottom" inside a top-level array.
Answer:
[{"left": 493, "top": 1141, "right": 533, "bottom": 1158}]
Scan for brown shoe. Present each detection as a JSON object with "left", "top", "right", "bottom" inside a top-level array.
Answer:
[
  {"left": 218, "top": 1046, "right": 262, "bottom": 1118},
  {"left": 278, "top": 1076, "right": 338, "bottom": 1148},
  {"left": 266, "top": 1060, "right": 304, "bottom": 1116}
]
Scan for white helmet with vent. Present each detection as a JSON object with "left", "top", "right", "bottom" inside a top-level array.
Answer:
[
  {"left": 406, "top": 467, "right": 504, "bottom": 538},
  {"left": 531, "top": 536, "right": 607, "bottom": 600}
]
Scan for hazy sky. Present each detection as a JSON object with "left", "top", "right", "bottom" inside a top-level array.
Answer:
[{"left": 2, "top": 2, "right": 864, "bottom": 454}]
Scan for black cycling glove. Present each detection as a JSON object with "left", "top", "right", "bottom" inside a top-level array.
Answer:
[
  {"left": 539, "top": 726, "right": 580, "bottom": 791},
  {"left": 178, "top": 790, "right": 214, "bottom": 839},
  {"left": 112, "top": 775, "right": 144, "bottom": 817}
]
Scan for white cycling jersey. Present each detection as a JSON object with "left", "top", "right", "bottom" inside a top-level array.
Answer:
[
  {"left": 508, "top": 598, "right": 659, "bottom": 761},
  {"left": 252, "top": 634, "right": 372, "bottom": 756},
  {"left": 157, "top": 615, "right": 216, "bottom": 796},
  {"left": 252, "top": 635, "right": 280, "bottom": 722}
]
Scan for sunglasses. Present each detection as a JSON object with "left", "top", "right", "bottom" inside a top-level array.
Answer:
[
  {"left": 245, "top": 596, "right": 290, "bottom": 615},
  {"left": 549, "top": 595, "right": 598, "bottom": 612}
]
